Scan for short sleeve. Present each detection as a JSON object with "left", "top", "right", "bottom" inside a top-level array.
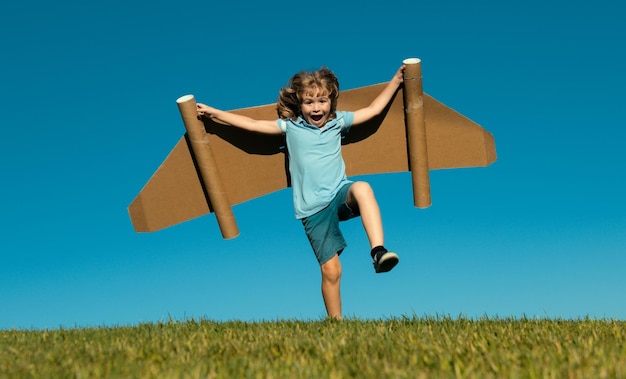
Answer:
[
  {"left": 277, "top": 119, "right": 287, "bottom": 133},
  {"left": 336, "top": 111, "right": 354, "bottom": 133}
]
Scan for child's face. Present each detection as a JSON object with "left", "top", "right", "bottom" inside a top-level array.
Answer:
[{"left": 300, "top": 91, "right": 331, "bottom": 128}]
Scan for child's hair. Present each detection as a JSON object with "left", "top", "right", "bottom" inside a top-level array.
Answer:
[{"left": 277, "top": 67, "right": 340, "bottom": 121}]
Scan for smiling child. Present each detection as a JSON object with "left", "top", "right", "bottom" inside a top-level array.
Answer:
[{"left": 196, "top": 65, "right": 404, "bottom": 319}]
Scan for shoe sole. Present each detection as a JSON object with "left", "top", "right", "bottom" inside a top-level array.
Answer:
[{"left": 375, "top": 252, "right": 399, "bottom": 273}]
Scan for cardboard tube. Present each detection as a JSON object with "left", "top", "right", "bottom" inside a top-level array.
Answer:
[
  {"left": 176, "top": 95, "right": 240, "bottom": 239},
  {"left": 402, "top": 58, "right": 431, "bottom": 208}
]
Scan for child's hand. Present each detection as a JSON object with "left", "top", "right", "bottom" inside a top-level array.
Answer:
[
  {"left": 196, "top": 103, "right": 214, "bottom": 118},
  {"left": 393, "top": 65, "right": 406, "bottom": 84}
]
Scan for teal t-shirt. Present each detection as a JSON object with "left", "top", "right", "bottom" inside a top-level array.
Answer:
[{"left": 277, "top": 111, "right": 355, "bottom": 219}]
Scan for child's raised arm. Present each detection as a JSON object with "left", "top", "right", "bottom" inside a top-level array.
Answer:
[
  {"left": 352, "top": 65, "right": 405, "bottom": 126},
  {"left": 197, "top": 103, "right": 282, "bottom": 135}
]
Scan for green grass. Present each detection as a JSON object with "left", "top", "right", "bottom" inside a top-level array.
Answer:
[{"left": 1, "top": 316, "right": 624, "bottom": 378}]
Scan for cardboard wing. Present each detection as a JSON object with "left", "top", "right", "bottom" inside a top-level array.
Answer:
[{"left": 128, "top": 81, "right": 496, "bottom": 238}]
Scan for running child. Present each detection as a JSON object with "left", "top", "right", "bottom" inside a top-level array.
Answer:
[{"left": 197, "top": 65, "right": 404, "bottom": 319}]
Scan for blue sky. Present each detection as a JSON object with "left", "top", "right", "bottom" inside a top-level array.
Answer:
[{"left": 1, "top": 0, "right": 624, "bottom": 329}]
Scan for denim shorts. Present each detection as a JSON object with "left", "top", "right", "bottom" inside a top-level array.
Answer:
[{"left": 301, "top": 182, "right": 360, "bottom": 265}]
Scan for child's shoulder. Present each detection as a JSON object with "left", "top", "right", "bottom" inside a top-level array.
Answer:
[{"left": 335, "top": 111, "right": 354, "bottom": 126}]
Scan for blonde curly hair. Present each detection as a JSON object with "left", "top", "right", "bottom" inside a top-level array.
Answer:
[{"left": 276, "top": 67, "right": 339, "bottom": 121}]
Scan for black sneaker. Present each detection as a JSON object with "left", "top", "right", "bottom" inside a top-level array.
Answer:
[{"left": 371, "top": 247, "right": 399, "bottom": 273}]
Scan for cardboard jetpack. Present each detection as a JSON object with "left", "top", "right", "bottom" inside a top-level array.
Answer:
[{"left": 128, "top": 59, "right": 497, "bottom": 239}]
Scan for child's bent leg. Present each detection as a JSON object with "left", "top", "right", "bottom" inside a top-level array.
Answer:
[
  {"left": 320, "top": 254, "right": 342, "bottom": 320},
  {"left": 347, "top": 181, "right": 384, "bottom": 249},
  {"left": 346, "top": 181, "right": 399, "bottom": 273}
]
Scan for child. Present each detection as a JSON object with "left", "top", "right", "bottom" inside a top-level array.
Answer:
[{"left": 197, "top": 65, "right": 404, "bottom": 319}]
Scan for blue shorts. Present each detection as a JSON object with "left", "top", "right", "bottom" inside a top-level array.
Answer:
[{"left": 301, "top": 182, "right": 360, "bottom": 266}]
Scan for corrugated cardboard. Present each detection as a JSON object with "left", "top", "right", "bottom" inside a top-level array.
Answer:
[
  {"left": 402, "top": 58, "right": 430, "bottom": 208},
  {"left": 128, "top": 70, "right": 497, "bottom": 236},
  {"left": 176, "top": 95, "right": 239, "bottom": 239}
]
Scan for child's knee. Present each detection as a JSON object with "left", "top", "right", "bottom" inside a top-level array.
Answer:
[
  {"left": 321, "top": 255, "right": 342, "bottom": 283},
  {"left": 349, "top": 181, "right": 375, "bottom": 204},
  {"left": 355, "top": 181, "right": 374, "bottom": 196}
]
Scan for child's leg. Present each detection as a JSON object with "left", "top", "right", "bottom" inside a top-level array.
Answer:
[
  {"left": 320, "top": 254, "right": 342, "bottom": 319},
  {"left": 346, "top": 181, "right": 384, "bottom": 249}
]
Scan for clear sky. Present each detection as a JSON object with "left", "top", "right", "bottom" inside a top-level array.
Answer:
[{"left": 1, "top": 0, "right": 624, "bottom": 330}]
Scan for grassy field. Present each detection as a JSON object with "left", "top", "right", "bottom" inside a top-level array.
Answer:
[{"left": 1, "top": 316, "right": 624, "bottom": 378}]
